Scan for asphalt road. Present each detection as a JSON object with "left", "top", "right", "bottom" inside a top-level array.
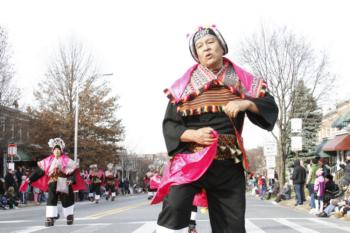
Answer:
[{"left": 0, "top": 194, "right": 349, "bottom": 233}]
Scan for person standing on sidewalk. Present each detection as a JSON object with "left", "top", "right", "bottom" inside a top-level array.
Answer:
[
  {"left": 291, "top": 159, "right": 307, "bottom": 206},
  {"left": 307, "top": 158, "right": 318, "bottom": 211},
  {"left": 314, "top": 168, "right": 325, "bottom": 214}
]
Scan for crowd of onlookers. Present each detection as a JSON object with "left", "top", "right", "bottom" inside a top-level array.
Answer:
[
  {"left": 0, "top": 166, "right": 144, "bottom": 210},
  {"left": 247, "top": 152, "right": 350, "bottom": 219},
  {"left": 0, "top": 166, "right": 47, "bottom": 210}
]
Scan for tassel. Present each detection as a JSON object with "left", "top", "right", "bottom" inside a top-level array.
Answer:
[{"left": 229, "top": 147, "right": 237, "bottom": 155}]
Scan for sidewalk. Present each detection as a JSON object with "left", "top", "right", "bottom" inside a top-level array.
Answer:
[{"left": 263, "top": 195, "right": 350, "bottom": 221}]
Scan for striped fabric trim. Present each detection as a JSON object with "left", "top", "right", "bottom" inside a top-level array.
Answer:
[{"left": 177, "top": 87, "right": 241, "bottom": 116}]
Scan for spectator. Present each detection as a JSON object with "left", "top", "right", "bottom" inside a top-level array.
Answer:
[
  {"left": 318, "top": 158, "right": 330, "bottom": 178},
  {"left": 291, "top": 159, "right": 306, "bottom": 206},
  {"left": 0, "top": 178, "right": 5, "bottom": 196},
  {"left": 119, "top": 179, "right": 124, "bottom": 195},
  {"left": 340, "top": 151, "right": 350, "bottom": 186},
  {"left": 306, "top": 158, "right": 318, "bottom": 210},
  {"left": 33, "top": 186, "right": 41, "bottom": 205},
  {"left": 314, "top": 168, "right": 325, "bottom": 214},
  {"left": 124, "top": 178, "right": 130, "bottom": 195},
  {"left": 4, "top": 186, "right": 19, "bottom": 209},
  {"left": 15, "top": 167, "right": 23, "bottom": 190},
  {"left": 266, "top": 179, "right": 280, "bottom": 200},
  {"left": 5, "top": 169, "right": 17, "bottom": 191},
  {"left": 19, "top": 170, "right": 30, "bottom": 204},
  {"left": 274, "top": 182, "right": 292, "bottom": 203},
  {"left": 324, "top": 174, "right": 339, "bottom": 205},
  {"left": 318, "top": 192, "right": 350, "bottom": 218}
]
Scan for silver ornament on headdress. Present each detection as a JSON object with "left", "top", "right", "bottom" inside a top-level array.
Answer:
[{"left": 48, "top": 138, "right": 65, "bottom": 150}]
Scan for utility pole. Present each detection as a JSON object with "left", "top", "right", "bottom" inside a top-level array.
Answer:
[{"left": 73, "top": 73, "right": 113, "bottom": 162}]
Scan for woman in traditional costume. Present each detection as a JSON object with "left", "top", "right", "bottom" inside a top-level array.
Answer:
[{"left": 20, "top": 138, "right": 85, "bottom": 227}]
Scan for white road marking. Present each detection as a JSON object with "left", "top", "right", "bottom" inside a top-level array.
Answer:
[
  {"left": 12, "top": 226, "right": 46, "bottom": 233},
  {"left": 132, "top": 222, "right": 157, "bottom": 233},
  {"left": 69, "top": 223, "right": 111, "bottom": 233},
  {"left": 10, "top": 223, "right": 111, "bottom": 233},
  {"left": 245, "top": 219, "right": 266, "bottom": 233},
  {"left": 274, "top": 218, "right": 320, "bottom": 233},
  {"left": 308, "top": 218, "right": 350, "bottom": 232},
  {"left": 0, "top": 220, "right": 32, "bottom": 224}
]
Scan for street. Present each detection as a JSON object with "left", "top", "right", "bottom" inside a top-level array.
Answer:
[{"left": 0, "top": 194, "right": 349, "bottom": 233}]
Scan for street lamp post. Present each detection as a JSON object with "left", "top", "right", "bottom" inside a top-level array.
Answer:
[{"left": 73, "top": 73, "right": 113, "bottom": 162}]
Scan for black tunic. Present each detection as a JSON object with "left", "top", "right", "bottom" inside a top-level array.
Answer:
[{"left": 163, "top": 92, "right": 279, "bottom": 156}]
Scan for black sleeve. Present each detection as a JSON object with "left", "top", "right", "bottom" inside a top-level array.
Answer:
[
  {"left": 246, "top": 92, "right": 279, "bottom": 131},
  {"left": 29, "top": 168, "right": 45, "bottom": 183},
  {"left": 162, "top": 101, "right": 188, "bottom": 156}
]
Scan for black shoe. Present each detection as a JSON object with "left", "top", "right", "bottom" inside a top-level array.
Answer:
[
  {"left": 317, "top": 212, "right": 328, "bottom": 217},
  {"left": 67, "top": 215, "right": 74, "bottom": 225},
  {"left": 45, "top": 217, "right": 54, "bottom": 227}
]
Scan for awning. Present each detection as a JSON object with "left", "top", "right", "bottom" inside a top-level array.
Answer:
[
  {"left": 332, "top": 110, "right": 350, "bottom": 129},
  {"left": 322, "top": 134, "right": 350, "bottom": 151},
  {"left": 315, "top": 139, "right": 334, "bottom": 157}
]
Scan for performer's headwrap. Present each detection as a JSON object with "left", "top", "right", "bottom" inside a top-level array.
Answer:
[
  {"left": 90, "top": 164, "right": 98, "bottom": 170},
  {"left": 188, "top": 25, "right": 228, "bottom": 62},
  {"left": 48, "top": 138, "right": 65, "bottom": 152},
  {"left": 107, "top": 163, "right": 114, "bottom": 171}
]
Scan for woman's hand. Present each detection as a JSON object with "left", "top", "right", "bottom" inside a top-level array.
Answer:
[
  {"left": 224, "top": 100, "right": 257, "bottom": 118},
  {"left": 193, "top": 127, "right": 215, "bottom": 146}
]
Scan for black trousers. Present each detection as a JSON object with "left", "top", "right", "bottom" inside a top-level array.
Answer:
[
  {"left": 106, "top": 184, "right": 115, "bottom": 193},
  {"left": 90, "top": 183, "right": 101, "bottom": 195},
  {"left": 47, "top": 182, "right": 74, "bottom": 208},
  {"left": 157, "top": 160, "right": 246, "bottom": 233}
]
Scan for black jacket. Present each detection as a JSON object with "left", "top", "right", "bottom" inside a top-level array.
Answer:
[
  {"left": 340, "top": 160, "right": 350, "bottom": 185},
  {"left": 291, "top": 160, "right": 306, "bottom": 184}
]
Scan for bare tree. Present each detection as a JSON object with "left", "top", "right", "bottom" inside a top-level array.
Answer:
[
  {"left": 0, "top": 26, "right": 20, "bottom": 107},
  {"left": 32, "top": 42, "right": 124, "bottom": 167},
  {"left": 239, "top": 25, "right": 335, "bottom": 185},
  {"left": 246, "top": 147, "right": 265, "bottom": 174}
]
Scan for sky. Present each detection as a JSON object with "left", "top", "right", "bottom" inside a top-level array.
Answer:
[{"left": 1, "top": 0, "right": 349, "bottom": 154}]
